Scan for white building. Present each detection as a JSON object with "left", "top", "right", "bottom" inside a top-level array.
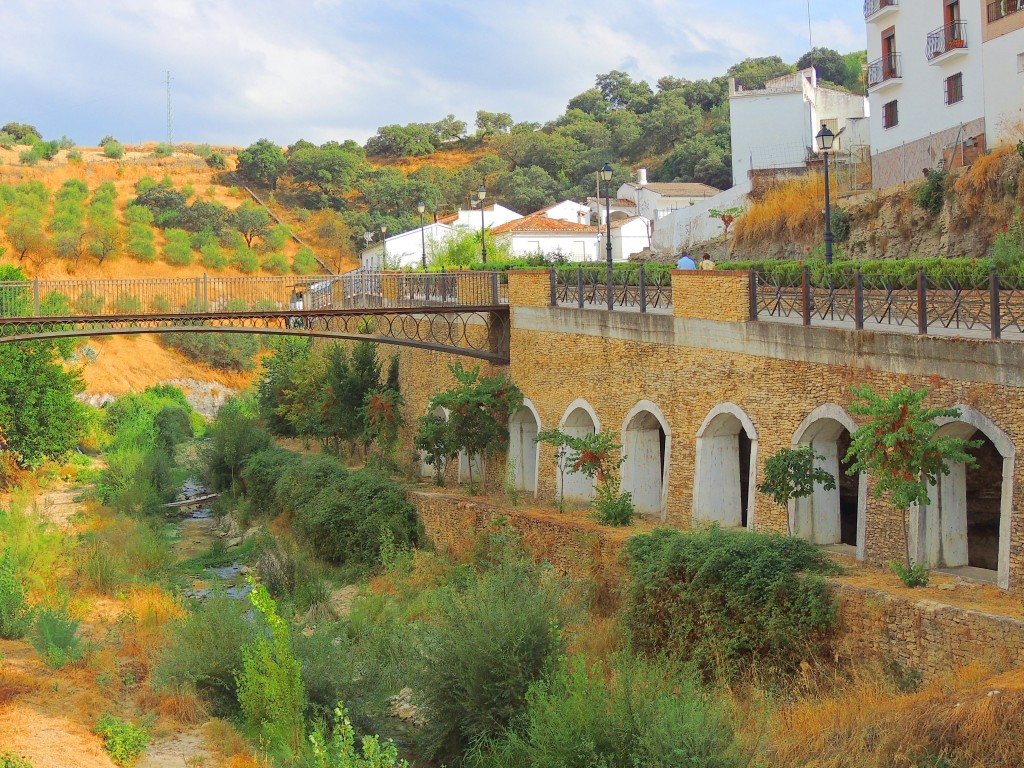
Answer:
[
  {"left": 538, "top": 200, "right": 592, "bottom": 225},
  {"left": 491, "top": 214, "right": 600, "bottom": 260},
  {"left": 616, "top": 171, "right": 720, "bottom": 220},
  {"left": 439, "top": 203, "right": 523, "bottom": 231},
  {"left": 586, "top": 196, "right": 637, "bottom": 226},
  {"left": 729, "top": 67, "right": 869, "bottom": 185},
  {"left": 864, "top": 0, "right": 1024, "bottom": 188},
  {"left": 360, "top": 222, "right": 452, "bottom": 270},
  {"left": 600, "top": 216, "right": 652, "bottom": 261}
]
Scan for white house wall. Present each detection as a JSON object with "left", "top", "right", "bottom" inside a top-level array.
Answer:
[
  {"left": 651, "top": 180, "right": 752, "bottom": 255},
  {"left": 496, "top": 232, "right": 600, "bottom": 261},
  {"left": 982, "top": 26, "right": 1024, "bottom": 146},
  {"left": 730, "top": 89, "right": 810, "bottom": 184}
]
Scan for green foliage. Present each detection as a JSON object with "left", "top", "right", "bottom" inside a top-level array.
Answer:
[
  {"left": 915, "top": 169, "right": 948, "bottom": 215},
  {"left": 238, "top": 138, "right": 287, "bottom": 189},
  {"left": 361, "top": 388, "right": 405, "bottom": 457},
  {"left": 536, "top": 428, "right": 629, "bottom": 521},
  {"left": 757, "top": 445, "right": 836, "bottom": 509},
  {"left": 308, "top": 703, "right": 410, "bottom": 768},
  {"left": 292, "top": 246, "right": 319, "bottom": 274},
  {"left": 416, "top": 552, "right": 568, "bottom": 764},
  {"left": 1, "top": 123, "right": 41, "bottom": 142},
  {"left": 468, "top": 654, "right": 742, "bottom": 768},
  {"left": 0, "top": 549, "right": 33, "bottom": 639},
  {"left": 206, "top": 151, "right": 227, "bottom": 170},
  {"left": 31, "top": 601, "right": 85, "bottom": 669},
  {"left": 203, "top": 397, "right": 272, "bottom": 492},
  {"left": 130, "top": 185, "right": 186, "bottom": 228},
  {"left": 233, "top": 200, "right": 271, "bottom": 246},
  {"left": 161, "top": 228, "right": 193, "bottom": 265},
  {"left": 155, "top": 593, "right": 259, "bottom": 714},
  {"left": 161, "top": 332, "right": 260, "bottom": 371},
  {"left": 413, "top": 411, "right": 456, "bottom": 485},
  {"left": 0, "top": 341, "right": 85, "bottom": 466},
  {"left": 830, "top": 205, "right": 851, "bottom": 243},
  {"left": 0, "top": 752, "right": 32, "bottom": 768},
  {"left": 230, "top": 246, "right": 260, "bottom": 274},
  {"left": 103, "top": 141, "right": 125, "bottom": 159},
  {"left": 95, "top": 715, "right": 149, "bottom": 766},
  {"left": 152, "top": 142, "right": 174, "bottom": 158},
  {"left": 192, "top": 143, "right": 212, "bottom": 158},
  {"left": 262, "top": 253, "right": 290, "bottom": 275},
  {"left": 237, "top": 582, "right": 306, "bottom": 758},
  {"left": 592, "top": 484, "right": 635, "bottom": 526},
  {"left": 892, "top": 560, "right": 930, "bottom": 588},
  {"left": 424, "top": 363, "right": 523, "bottom": 486},
  {"left": 624, "top": 526, "right": 837, "bottom": 679}
]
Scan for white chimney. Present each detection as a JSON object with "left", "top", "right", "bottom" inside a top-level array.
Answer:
[{"left": 637, "top": 168, "right": 648, "bottom": 186}]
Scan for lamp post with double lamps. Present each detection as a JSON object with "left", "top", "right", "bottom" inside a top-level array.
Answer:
[
  {"left": 380, "top": 224, "right": 388, "bottom": 268},
  {"left": 815, "top": 122, "right": 836, "bottom": 265},
  {"left": 417, "top": 201, "right": 427, "bottom": 270},
  {"left": 599, "top": 163, "right": 614, "bottom": 309},
  {"left": 477, "top": 184, "right": 488, "bottom": 264}
]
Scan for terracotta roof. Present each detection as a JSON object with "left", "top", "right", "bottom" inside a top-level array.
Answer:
[
  {"left": 625, "top": 182, "right": 721, "bottom": 197},
  {"left": 491, "top": 214, "right": 599, "bottom": 235},
  {"left": 437, "top": 212, "right": 459, "bottom": 224},
  {"left": 609, "top": 215, "right": 646, "bottom": 229}
]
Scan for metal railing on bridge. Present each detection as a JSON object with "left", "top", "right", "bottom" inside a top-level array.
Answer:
[
  {"left": 550, "top": 264, "right": 673, "bottom": 313},
  {"left": 0, "top": 271, "right": 507, "bottom": 319},
  {"left": 752, "top": 266, "right": 1024, "bottom": 339}
]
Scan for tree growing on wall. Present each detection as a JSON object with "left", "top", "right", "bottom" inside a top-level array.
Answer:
[
  {"left": 757, "top": 446, "right": 836, "bottom": 535},
  {"left": 535, "top": 428, "right": 634, "bottom": 525},
  {"left": 413, "top": 411, "right": 457, "bottom": 486},
  {"left": 844, "top": 385, "right": 979, "bottom": 586},
  {"left": 420, "top": 363, "right": 523, "bottom": 489}
]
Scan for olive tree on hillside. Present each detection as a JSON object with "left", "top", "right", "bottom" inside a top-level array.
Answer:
[{"left": 237, "top": 138, "right": 287, "bottom": 189}]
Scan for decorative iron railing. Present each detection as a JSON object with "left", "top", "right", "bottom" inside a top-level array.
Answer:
[
  {"left": 0, "top": 271, "right": 506, "bottom": 320},
  {"left": 550, "top": 264, "right": 672, "bottom": 312},
  {"left": 752, "top": 267, "right": 1024, "bottom": 338},
  {"left": 926, "top": 22, "right": 968, "bottom": 61},
  {"left": 866, "top": 53, "right": 902, "bottom": 89},
  {"left": 864, "top": 0, "right": 898, "bottom": 19}
]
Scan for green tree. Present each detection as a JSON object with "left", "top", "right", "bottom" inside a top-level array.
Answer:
[
  {"left": 727, "top": 56, "right": 794, "bottom": 88},
  {"left": 595, "top": 70, "right": 654, "bottom": 112},
  {"left": 758, "top": 446, "right": 837, "bottom": 534},
  {"left": 233, "top": 201, "right": 271, "bottom": 246},
  {"left": 475, "top": 110, "right": 514, "bottom": 137},
  {"left": 845, "top": 386, "right": 980, "bottom": 581},
  {"left": 1, "top": 123, "right": 41, "bottom": 143},
  {"left": 425, "top": 363, "right": 523, "bottom": 487},
  {"left": 286, "top": 141, "right": 367, "bottom": 201},
  {"left": 237, "top": 138, "right": 287, "bottom": 189},
  {"left": 796, "top": 47, "right": 848, "bottom": 87}
]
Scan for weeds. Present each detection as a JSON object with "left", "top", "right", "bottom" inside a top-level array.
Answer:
[
  {"left": 95, "top": 715, "right": 149, "bottom": 767},
  {"left": 0, "top": 549, "right": 33, "bottom": 639},
  {"left": 31, "top": 600, "right": 85, "bottom": 669}
]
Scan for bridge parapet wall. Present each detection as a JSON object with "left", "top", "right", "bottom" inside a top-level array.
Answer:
[{"left": 672, "top": 270, "right": 751, "bottom": 321}]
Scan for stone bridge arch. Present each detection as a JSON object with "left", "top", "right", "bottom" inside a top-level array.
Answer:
[
  {"left": 508, "top": 399, "right": 542, "bottom": 497},
  {"left": 620, "top": 400, "right": 671, "bottom": 520},
  {"left": 557, "top": 399, "right": 601, "bottom": 505}
]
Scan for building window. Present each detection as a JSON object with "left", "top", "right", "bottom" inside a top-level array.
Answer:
[
  {"left": 883, "top": 100, "right": 899, "bottom": 128},
  {"left": 1017, "top": 52, "right": 1024, "bottom": 73},
  {"left": 945, "top": 73, "right": 964, "bottom": 104}
]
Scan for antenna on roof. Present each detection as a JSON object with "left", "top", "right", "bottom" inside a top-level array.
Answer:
[{"left": 807, "top": 0, "right": 814, "bottom": 54}]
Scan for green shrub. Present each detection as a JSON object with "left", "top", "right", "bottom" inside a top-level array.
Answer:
[
  {"left": 162, "top": 228, "right": 193, "bottom": 266},
  {"left": 203, "top": 397, "right": 272, "bottom": 491},
  {"left": 261, "top": 252, "right": 289, "bottom": 275},
  {"left": 0, "top": 549, "right": 33, "bottom": 639},
  {"left": 153, "top": 405, "right": 193, "bottom": 452},
  {"left": 592, "top": 486, "right": 635, "bottom": 526},
  {"left": 95, "top": 715, "right": 149, "bottom": 766},
  {"left": 231, "top": 247, "right": 259, "bottom": 274},
  {"left": 150, "top": 295, "right": 173, "bottom": 313},
  {"left": 74, "top": 290, "right": 106, "bottom": 315},
  {"left": 0, "top": 752, "right": 32, "bottom": 768},
  {"left": 103, "top": 141, "right": 125, "bottom": 159},
  {"left": 293, "top": 466, "right": 419, "bottom": 567},
  {"left": 153, "top": 143, "right": 174, "bottom": 158},
  {"left": 192, "top": 143, "right": 212, "bottom": 159},
  {"left": 292, "top": 246, "right": 319, "bottom": 274},
  {"left": 624, "top": 526, "right": 838, "bottom": 680},
  {"left": 200, "top": 242, "right": 228, "bottom": 270},
  {"left": 161, "top": 332, "right": 260, "bottom": 372},
  {"left": 112, "top": 295, "right": 142, "bottom": 314},
  {"left": 416, "top": 556, "right": 568, "bottom": 763},
  {"left": 240, "top": 448, "right": 301, "bottom": 510},
  {"left": 308, "top": 703, "right": 409, "bottom": 768},
  {"left": 237, "top": 583, "right": 305, "bottom": 758},
  {"left": 915, "top": 169, "right": 947, "bottom": 216},
  {"left": 66, "top": 150, "right": 82, "bottom": 163},
  {"left": 468, "top": 654, "right": 742, "bottom": 768},
  {"left": 126, "top": 234, "right": 156, "bottom": 262},
  {"left": 830, "top": 205, "right": 851, "bottom": 242},
  {"left": 0, "top": 133, "right": 15, "bottom": 150},
  {"left": 892, "top": 560, "right": 930, "bottom": 587},
  {"left": 155, "top": 593, "right": 259, "bottom": 715},
  {"left": 31, "top": 603, "right": 85, "bottom": 669},
  {"left": 206, "top": 152, "right": 227, "bottom": 170}
]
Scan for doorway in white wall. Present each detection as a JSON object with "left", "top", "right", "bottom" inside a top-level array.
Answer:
[
  {"left": 508, "top": 402, "right": 540, "bottom": 496},
  {"left": 559, "top": 401, "right": 599, "bottom": 504},
  {"left": 694, "top": 404, "right": 758, "bottom": 528},
  {"left": 621, "top": 403, "right": 670, "bottom": 518}
]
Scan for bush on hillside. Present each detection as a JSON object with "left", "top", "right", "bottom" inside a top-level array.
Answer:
[
  {"left": 240, "top": 448, "right": 301, "bottom": 509},
  {"left": 468, "top": 654, "right": 743, "bottom": 768},
  {"left": 292, "top": 466, "right": 419, "bottom": 568},
  {"left": 95, "top": 715, "right": 149, "bottom": 767},
  {"left": 154, "top": 593, "right": 259, "bottom": 715},
  {"left": 415, "top": 555, "right": 568, "bottom": 764},
  {"left": 624, "top": 526, "right": 837, "bottom": 680},
  {"left": 161, "top": 332, "right": 260, "bottom": 372},
  {"left": 203, "top": 398, "right": 272, "bottom": 492},
  {"left": 31, "top": 603, "right": 85, "bottom": 669},
  {"left": 0, "top": 550, "right": 33, "bottom": 639},
  {"left": 103, "top": 141, "right": 125, "bottom": 160},
  {"left": 915, "top": 169, "right": 948, "bottom": 215}
]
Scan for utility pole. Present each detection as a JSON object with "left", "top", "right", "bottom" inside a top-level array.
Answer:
[{"left": 165, "top": 70, "right": 173, "bottom": 145}]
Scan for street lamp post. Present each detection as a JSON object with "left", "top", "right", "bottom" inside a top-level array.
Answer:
[
  {"left": 599, "top": 163, "right": 614, "bottom": 310},
  {"left": 417, "top": 201, "right": 427, "bottom": 270},
  {"left": 477, "top": 184, "right": 488, "bottom": 264},
  {"left": 381, "top": 224, "right": 388, "bottom": 268},
  {"left": 816, "top": 122, "right": 836, "bottom": 266}
]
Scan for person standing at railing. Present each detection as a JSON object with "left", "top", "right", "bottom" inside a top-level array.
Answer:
[
  {"left": 676, "top": 252, "right": 696, "bottom": 270},
  {"left": 699, "top": 253, "right": 716, "bottom": 271}
]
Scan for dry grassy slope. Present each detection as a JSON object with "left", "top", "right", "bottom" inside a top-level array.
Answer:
[{"left": 722, "top": 146, "right": 1024, "bottom": 263}]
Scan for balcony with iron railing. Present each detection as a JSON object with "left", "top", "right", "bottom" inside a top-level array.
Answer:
[
  {"left": 864, "top": 0, "right": 898, "bottom": 21},
  {"left": 867, "top": 53, "right": 902, "bottom": 90},
  {"left": 927, "top": 21, "right": 968, "bottom": 63},
  {"left": 988, "top": 0, "right": 1024, "bottom": 23}
]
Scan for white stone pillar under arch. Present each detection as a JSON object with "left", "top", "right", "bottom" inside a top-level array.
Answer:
[
  {"left": 693, "top": 403, "right": 758, "bottom": 529},
  {"left": 907, "top": 406, "right": 1014, "bottom": 590},
  {"left": 620, "top": 400, "right": 672, "bottom": 520},
  {"left": 558, "top": 399, "right": 600, "bottom": 505},
  {"left": 508, "top": 400, "right": 541, "bottom": 497}
]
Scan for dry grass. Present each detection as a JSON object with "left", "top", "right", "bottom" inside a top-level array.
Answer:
[
  {"left": 766, "top": 663, "right": 1024, "bottom": 768},
  {"left": 953, "top": 146, "right": 1015, "bottom": 215},
  {"left": 732, "top": 175, "right": 828, "bottom": 249}
]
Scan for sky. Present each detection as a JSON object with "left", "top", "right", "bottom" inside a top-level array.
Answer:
[{"left": 2, "top": 0, "right": 865, "bottom": 148}]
